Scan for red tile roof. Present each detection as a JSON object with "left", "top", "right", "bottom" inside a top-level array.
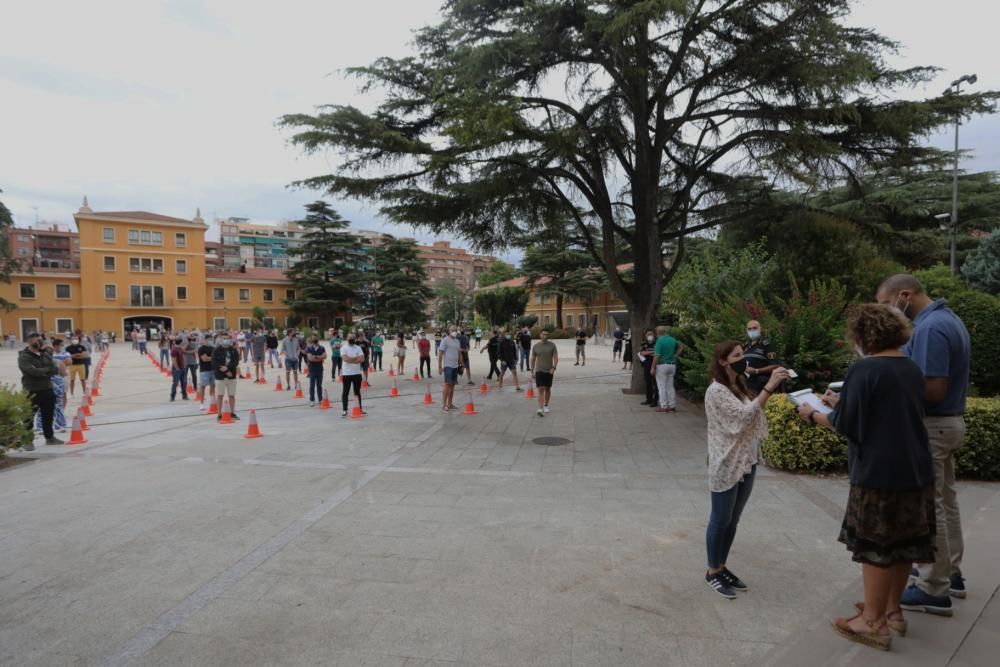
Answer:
[
  {"left": 486, "top": 263, "right": 633, "bottom": 290},
  {"left": 82, "top": 211, "right": 199, "bottom": 224},
  {"left": 206, "top": 267, "right": 291, "bottom": 282}
]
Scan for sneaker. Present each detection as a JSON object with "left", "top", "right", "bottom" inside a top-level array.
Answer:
[
  {"left": 230, "top": 413, "right": 240, "bottom": 421},
  {"left": 22, "top": 442, "right": 35, "bottom": 451},
  {"left": 515, "top": 387, "right": 523, "bottom": 392},
  {"left": 286, "top": 386, "right": 291, "bottom": 391},
  {"left": 182, "top": 396, "right": 189, "bottom": 401},
  {"left": 309, "top": 402, "right": 315, "bottom": 407},
  {"left": 45, "top": 437, "right": 65, "bottom": 445},
  {"left": 537, "top": 409, "right": 544, "bottom": 417},
  {"left": 342, "top": 411, "right": 348, "bottom": 417},
  {"left": 721, "top": 568, "right": 748, "bottom": 592},
  {"left": 573, "top": 362, "right": 579, "bottom": 366},
  {"left": 706, "top": 572, "right": 737, "bottom": 599},
  {"left": 217, "top": 414, "right": 222, "bottom": 421},
  {"left": 950, "top": 574, "right": 967, "bottom": 599},
  {"left": 900, "top": 584, "right": 953, "bottom": 616},
  {"left": 655, "top": 407, "right": 670, "bottom": 412},
  {"left": 543, "top": 406, "right": 550, "bottom": 413}
]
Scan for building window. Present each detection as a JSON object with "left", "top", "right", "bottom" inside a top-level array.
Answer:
[
  {"left": 17, "top": 247, "right": 29, "bottom": 256},
  {"left": 263, "top": 288, "right": 273, "bottom": 302},
  {"left": 239, "top": 288, "right": 250, "bottom": 301},
  {"left": 285, "top": 288, "right": 295, "bottom": 300},
  {"left": 128, "top": 230, "right": 139, "bottom": 244},
  {"left": 129, "top": 257, "right": 164, "bottom": 272},
  {"left": 213, "top": 287, "right": 225, "bottom": 301},
  {"left": 16, "top": 234, "right": 29, "bottom": 243},
  {"left": 566, "top": 314, "right": 573, "bottom": 327},
  {"left": 175, "top": 232, "right": 186, "bottom": 248},
  {"left": 104, "top": 256, "right": 116, "bottom": 271},
  {"left": 533, "top": 294, "right": 541, "bottom": 305},
  {"left": 19, "top": 283, "right": 35, "bottom": 299},
  {"left": 238, "top": 317, "right": 253, "bottom": 330},
  {"left": 175, "top": 286, "right": 187, "bottom": 301},
  {"left": 129, "top": 285, "right": 164, "bottom": 307},
  {"left": 213, "top": 317, "right": 226, "bottom": 330},
  {"left": 104, "top": 284, "right": 117, "bottom": 299},
  {"left": 130, "top": 230, "right": 163, "bottom": 245},
  {"left": 175, "top": 259, "right": 187, "bottom": 274},
  {"left": 544, "top": 315, "right": 551, "bottom": 326},
  {"left": 566, "top": 295, "right": 575, "bottom": 304},
  {"left": 55, "top": 319, "right": 73, "bottom": 334},
  {"left": 55, "top": 284, "right": 71, "bottom": 299},
  {"left": 103, "top": 228, "right": 115, "bottom": 242},
  {"left": 140, "top": 230, "right": 151, "bottom": 244},
  {"left": 542, "top": 295, "right": 551, "bottom": 304}
]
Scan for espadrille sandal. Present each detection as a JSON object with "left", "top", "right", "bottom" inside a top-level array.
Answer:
[
  {"left": 832, "top": 613, "right": 891, "bottom": 651},
  {"left": 854, "top": 601, "right": 908, "bottom": 636}
]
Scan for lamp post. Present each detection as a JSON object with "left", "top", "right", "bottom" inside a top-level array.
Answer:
[{"left": 946, "top": 73, "right": 978, "bottom": 276}]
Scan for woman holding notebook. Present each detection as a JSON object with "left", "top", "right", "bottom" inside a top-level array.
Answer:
[{"left": 799, "top": 304, "right": 934, "bottom": 652}]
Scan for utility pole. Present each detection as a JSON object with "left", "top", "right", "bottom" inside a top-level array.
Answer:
[{"left": 947, "top": 73, "right": 978, "bottom": 276}]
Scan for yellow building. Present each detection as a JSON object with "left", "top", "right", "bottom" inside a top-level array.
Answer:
[
  {"left": 488, "top": 271, "right": 629, "bottom": 334},
  {"left": 0, "top": 199, "right": 296, "bottom": 340}
]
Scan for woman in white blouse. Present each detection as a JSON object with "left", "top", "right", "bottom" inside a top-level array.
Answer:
[{"left": 703, "top": 340, "right": 788, "bottom": 599}]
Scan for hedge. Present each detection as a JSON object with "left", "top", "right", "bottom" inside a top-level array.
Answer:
[
  {"left": 761, "top": 394, "right": 1000, "bottom": 480},
  {"left": 0, "top": 383, "right": 34, "bottom": 455}
]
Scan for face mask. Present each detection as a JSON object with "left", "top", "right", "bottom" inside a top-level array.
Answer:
[
  {"left": 71, "top": 339, "right": 79, "bottom": 345},
  {"left": 892, "top": 294, "right": 910, "bottom": 317},
  {"left": 730, "top": 358, "right": 748, "bottom": 375},
  {"left": 347, "top": 338, "right": 355, "bottom": 344},
  {"left": 647, "top": 335, "right": 655, "bottom": 343},
  {"left": 221, "top": 339, "right": 232, "bottom": 346},
  {"left": 449, "top": 332, "right": 457, "bottom": 338},
  {"left": 855, "top": 344, "right": 866, "bottom": 358},
  {"left": 504, "top": 335, "right": 511, "bottom": 340},
  {"left": 747, "top": 330, "right": 760, "bottom": 340}
]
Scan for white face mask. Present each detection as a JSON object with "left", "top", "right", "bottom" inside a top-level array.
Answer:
[
  {"left": 449, "top": 331, "right": 457, "bottom": 338},
  {"left": 647, "top": 335, "right": 655, "bottom": 343}
]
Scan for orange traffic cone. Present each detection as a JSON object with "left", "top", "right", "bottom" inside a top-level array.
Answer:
[
  {"left": 387, "top": 368, "right": 395, "bottom": 377},
  {"left": 479, "top": 376, "right": 489, "bottom": 394},
  {"left": 219, "top": 400, "right": 234, "bottom": 424},
  {"left": 68, "top": 413, "right": 88, "bottom": 445},
  {"left": 422, "top": 383, "right": 434, "bottom": 405},
  {"left": 294, "top": 382, "right": 304, "bottom": 399},
  {"left": 243, "top": 409, "right": 263, "bottom": 439},
  {"left": 90, "top": 385, "right": 101, "bottom": 397},
  {"left": 274, "top": 378, "right": 283, "bottom": 391},
  {"left": 350, "top": 395, "right": 366, "bottom": 419},
  {"left": 319, "top": 389, "right": 331, "bottom": 410},
  {"left": 303, "top": 366, "right": 310, "bottom": 378},
  {"left": 244, "top": 367, "right": 252, "bottom": 380},
  {"left": 77, "top": 408, "right": 91, "bottom": 431},
  {"left": 412, "top": 371, "right": 420, "bottom": 382},
  {"left": 389, "top": 377, "right": 399, "bottom": 398},
  {"left": 526, "top": 380, "right": 535, "bottom": 399},
  {"left": 463, "top": 391, "right": 479, "bottom": 415},
  {"left": 362, "top": 378, "right": 371, "bottom": 389},
  {"left": 81, "top": 401, "right": 93, "bottom": 417},
  {"left": 207, "top": 400, "right": 218, "bottom": 415},
  {"left": 186, "top": 384, "right": 195, "bottom": 395}
]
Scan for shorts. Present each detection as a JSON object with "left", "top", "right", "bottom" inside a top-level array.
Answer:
[
  {"left": 535, "top": 371, "right": 554, "bottom": 388},
  {"left": 284, "top": 359, "right": 300, "bottom": 371},
  {"left": 199, "top": 371, "right": 216, "bottom": 387},
  {"left": 252, "top": 350, "right": 266, "bottom": 363},
  {"left": 443, "top": 367, "right": 460, "bottom": 385},
  {"left": 217, "top": 378, "right": 237, "bottom": 395},
  {"left": 613, "top": 340, "right": 623, "bottom": 352},
  {"left": 69, "top": 364, "right": 86, "bottom": 381}
]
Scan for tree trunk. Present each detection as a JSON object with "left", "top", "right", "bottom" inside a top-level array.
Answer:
[
  {"left": 627, "top": 292, "right": 659, "bottom": 394},
  {"left": 556, "top": 293, "right": 564, "bottom": 329}
]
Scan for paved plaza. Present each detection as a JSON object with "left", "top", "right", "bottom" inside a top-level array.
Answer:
[{"left": 1, "top": 341, "right": 997, "bottom": 666}]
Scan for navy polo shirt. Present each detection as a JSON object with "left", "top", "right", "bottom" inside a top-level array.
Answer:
[{"left": 903, "top": 299, "right": 971, "bottom": 416}]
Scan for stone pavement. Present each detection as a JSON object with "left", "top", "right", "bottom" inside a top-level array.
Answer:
[{"left": 0, "top": 341, "right": 997, "bottom": 666}]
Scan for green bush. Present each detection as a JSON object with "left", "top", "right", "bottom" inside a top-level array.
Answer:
[
  {"left": 529, "top": 325, "right": 573, "bottom": 339},
  {"left": 761, "top": 395, "right": 1000, "bottom": 481},
  {"left": 0, "top": 383, "right": 34, "bottom": 453},
  {"left": 760, "top": 394, "right": 848, "bottom": 473}
]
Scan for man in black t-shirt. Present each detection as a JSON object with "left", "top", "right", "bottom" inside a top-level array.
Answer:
[
  {"left": 197, "top": 341, "right": 216, "bottom": 409},
  {"left": 65, "top": 338, "right": 88, "bottom": 396},
  {"left": 574, "top": 327, "right": 587, "bottom": 366},
  {"left": 518, "top": 327, "right": 532, "bottom": 371}
]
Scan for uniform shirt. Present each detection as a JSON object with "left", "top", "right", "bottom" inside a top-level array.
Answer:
[
  {"left": 638, "top": 340, "right": 656, "bottom": 366},
  {"left": 903, "top": 299, "right": 971, "bottom": 416},
  {"left": 371, "top": 335, "right": 384, "bottom": 352},
  {"left": 654, "top": 334, "right": 678, "bottom": 364},
  {"left": 532, "top": 340, "right": 557, "bottom": 372},
  {"left": 340, "top": 343, "right": 363, "bottom": 375},
  {"left": 438, "top": 336, "right": 462, "bottom": 368},
  {"left": 743, "top": 337, "right": 781, "bottom": 392}
]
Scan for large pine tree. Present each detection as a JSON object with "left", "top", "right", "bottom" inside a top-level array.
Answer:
[{"left": 372, "top": 236, "right": 432, "bottom": 330}]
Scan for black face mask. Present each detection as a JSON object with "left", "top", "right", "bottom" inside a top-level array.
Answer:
[{"left": 730, "top": 359, "right": 748, "bottom": 375}]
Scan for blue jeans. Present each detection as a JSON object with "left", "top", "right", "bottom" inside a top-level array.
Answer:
[
  {"left": 706, "top": 465, "right": 756, "bottom": 569},
  {"left": 159, "top": 348, "right": 169, "bottom": 367},
  {"left": 308, "top": 367, "right": 323, "bottom": 402},
  {"left": 170, "top": 368, "right": 188, "bottom": 399}
]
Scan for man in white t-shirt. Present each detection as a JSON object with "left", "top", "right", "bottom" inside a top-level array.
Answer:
[
  {"left": 437, "top": 325, "right": 462, "bottom": 412},
  {"left": 236, "top": 331, "right": 247, "bottom": 363},
  {"left": 339, "top": 334, "right": 366, "bottom": 417}
]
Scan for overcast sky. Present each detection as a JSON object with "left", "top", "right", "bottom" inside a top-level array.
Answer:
[{"left": 2, "top": 0, "right": 997, "bottom": 262}]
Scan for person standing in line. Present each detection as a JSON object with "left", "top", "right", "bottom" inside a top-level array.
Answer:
[
  {"left": 305, "top": 335, "right": 326, "bottom": 406},
  {"left": 369, "top": 330, "right": 384, "bottom": 372},
  {"left": 497, "top": 329, "right": 522, "bottom": 391},
  {"left": 394, "top": 333, "right": 407, "bottom": 376},
  {"left": 519, "top": 326, "right": 532, "bottom": 372},
  {"left": 329, "top": 330, "right": 343, "bottom": 380},
  {"left": 474, "top": 326, "right": 483, "bottom": 350},
  {"left": 437, "top": 325, "right": 462, "bottom": 412},
  {"left": 480, "top": 329, "right": 501, "bottom": 380},
  {"left": 433, "top": 329, "right": 442, "bottom": 356},
  {"left": 622, "top": 330, "right": 633, "bottom": 371},
  {"left": 357, "top": 331, "right": 371, "bottom": 384},
  {"left": 19, "top": 332, "right": 62, "bottom": 449},
  {"left": 573, "top": 326, "right": 587, "bottom": 365},
  {"left": 798, "top": 304, "right": 934, "bottom": 650},
  {"left": 653, "top": 325, "right": 682, "bottom": 413},
  {"left": 196, "top": 337, "right": 216, "bottom": 411},
  {"left": 530, "top": 329, "right": 558, "bottom": 416},
  {"left": 211, "top": 334, "right": 240, "bottom": 420},
  {"left": 158, "top": 335, "right": 170, "bottom": 368},
  {"left": 703, "top": 340, "right": 788, "bottom": 600},
  {"left": 168, "top": 336, "right": 189, "bottom": 401},
  {"left": 65, "top": 336, "right": 88, "bottom": 397},
  {"left": 130, "top": 324, "right": 138, "bottom": 351},
  {"left": 110, "top": 330, "right": 116, "bottom": 344},
  {"left": 417, "top": 332, "right": 432, "bottom": 378},
  {"left": 339, "top": 333, "right": 366, "bottom": 417},
  {"left": 638, "top": 328, "right": 659, "bottom": 406},
  {"left": 135, "top": 328, "right": 147, "bottom": 356},
  {"left": 35, "top": 339, "right": 69, "bottom": 435},
  {"left": 250, "top": 329, "right": 267, "bottom": 383},
  {"left": 266, "top": 329, "right": 280, "bottom": 369},
  {"left": 281, "top": 329, "right": 300, "bottom": 391},
  {"left": 612, "top": 326, "right": 624, "bottom": 362},
  {"left": 458, "top": 329, "right": 474, "bottom": 385},
  {"left": 183, "top": 334, "right": 199, "bottom": 392},
  {"left": 79, "top": 333, "right": 93, "bottom": 381},
  {"left": 877, "top": 274, "right": 972, "bottom": 614},
  {"left": 236, "top": 330, "right": 247, "bottom": 363},
  {"left": 7, "top": 332, "right": 15, "bottom": 349}
]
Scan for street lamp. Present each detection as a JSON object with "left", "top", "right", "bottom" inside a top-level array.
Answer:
[
  {"left": 945, "top": 73, "right": 978, "bottom": 276},
  {"left": 39, "top": 304, "right": 45, "bottom": 337}
]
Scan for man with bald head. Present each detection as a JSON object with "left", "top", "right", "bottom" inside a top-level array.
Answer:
[
  {"left": 742, "top": 320, "right": 782, "bottom": 395},
  {"left": 876, "top": 273, "right": 971, "bottom": 615}
]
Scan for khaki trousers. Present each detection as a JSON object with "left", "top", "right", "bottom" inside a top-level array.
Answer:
[{"left": 916, "top": 415, "right": 965, "bottom": 597}]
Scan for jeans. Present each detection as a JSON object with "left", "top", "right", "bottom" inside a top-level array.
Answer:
[
  {"left": 330, "top": 357, "right": 342, "bottom": 379},
  {"left": 419, "top": 357, "right": 431, "bottom": 377},
  {"left": 520, "top": 347, "right": 531, "bottom": 371},
  {"left": 26, "top": 388, "right": 56, "bottom": 439},
  {"left": 268, "top": 348, "right": 280, "bottom": 367},
  {"left": 655, "top": 363, "right": 677, "bottom": 409},
  {"left": 308, "top": 369, "right": 323, "bottom": 402},
  {"left": 186, "top": 364, "right": 198, "bottom": 390},
  {"left": 486, "top": 356, "right": 499, "bottom": 379},
  {"left": 917, "top": 415, "right": 966, "bottom": 597},
  {"left": 138, "top": 342, "right": 147, "bottom": 354},
  {"left": 170, "top": 368, "right": 188, "bottom": 399},
  {"left": 706, "top": 466, "right": 756, "bottom": 569},
  {"left": 642, "top": 362, "right": 657, "bottom": 403},
  {"left": 341, "top": 374, "right": 362, "bottom": 411},
  {"left": 159, "top": 348, "right": 169, "bottom": 367}
]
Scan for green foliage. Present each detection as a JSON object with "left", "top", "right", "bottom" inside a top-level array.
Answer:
[
  {"left": 473, "top": 287, "right": 529, "bottom": 327},
  {"left": 956, "top": 398, "right": 1000, "bottom": 480},
  {"left": 0, "top": 383, "right": 33, "bottom": 453},
  {"left": 250, "top": 306, "right": 268, "bottom": 329},
  {"left": 914, "top": 264, "right": 966, "bottom": 298},
  {"left": 477, "top": 260, "right": 517, "bottom": 288},
  {"left": 0, "top": 189, "right": 20, "bottom": 311},
  {"left": 776, "top": 279, "right": 855, "bottom": 388},
  {"left": 948, "top": 290, "right": 1000, "bottom": 396},
  {"left": 517, "top": 315, "right": 538, "bottom": 328},
  {"left": 760, "top": 395, "right": 848, "bottom": 473},
  {"left": 434, "top": 277, "right": 472, "bottom": 326},
  {"left": 520, "top": 221, "right": 595, "bottom": 329},
  {"left": 962, "top": 228, "right": 1000, "bottom": 295},
  {"left": 374, "top": 236, "right": 432, "bottom": 329}
]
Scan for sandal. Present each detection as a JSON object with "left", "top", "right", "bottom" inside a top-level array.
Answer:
[
  {"left": 854, "top": 601, "right": 907, "bottom": 636},
  {"left": 831, "top": 613, "right": 892, "bottom": 651}
]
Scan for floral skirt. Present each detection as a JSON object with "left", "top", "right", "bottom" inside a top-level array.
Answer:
[{"left": 839, "top": 484, "right": 936, "bottom": 567}]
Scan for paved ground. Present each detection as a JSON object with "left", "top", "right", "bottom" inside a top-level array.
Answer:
[{"left": 0, "top": 341, "right": 997, "bottom": 666}]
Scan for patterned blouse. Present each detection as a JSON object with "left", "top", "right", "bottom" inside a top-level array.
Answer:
[{"left": 704, "top": 381, "right": 769, "bottom": 492}]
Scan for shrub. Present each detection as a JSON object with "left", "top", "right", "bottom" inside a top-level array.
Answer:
[
  {"left": 956, "top": 397, "right": 1000, "bottom": 480},
  {"left": 0, "top": 383, "right": 34, "bottom": 454},
  {"left": 760, "top": 394, "right": 848, "bottom": 473},
  {"left": 947, "top": 290, "right": 1000, "bottom": 396},
  {"left": 962, "top": 228, "right": 1000, "bottom": 295}
]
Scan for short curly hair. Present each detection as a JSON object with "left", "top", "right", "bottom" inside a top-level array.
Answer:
[{"left": 847, "top": 304, "right": 912, "bottom": 355}]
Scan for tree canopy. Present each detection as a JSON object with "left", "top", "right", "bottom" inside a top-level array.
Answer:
[
  {"left": 963, "top": 228, "right": 1000, "bottom": 295},
  {"left": 373, "top": 235, "right": 433, "bottom": 329},
  {"left": 476, "top": 260, "right": 518, "bottom": 288},
  {"left": 0, "top": 189, "right": 20, "bottom": 311},
  {"left": 282, "top": 0, "right": 997, "bottom": 390}
]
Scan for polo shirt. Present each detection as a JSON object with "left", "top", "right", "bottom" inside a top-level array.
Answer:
[
  {"left": 903, "top": 299, "right": 971, "bottom": 415},
  {"left": 654, "top": 335, "right": 678, "bottom": 364}
]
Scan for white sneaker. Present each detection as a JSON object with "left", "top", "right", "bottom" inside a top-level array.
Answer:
[
  {"left": 536, "top": 408, "right": 544, "bottom": 417},
  {"left": 543, "top": 406, "right": 550, "bottom": 413},
  {"left": 309, "top": 402, "right": 315, "bottom": 407}
]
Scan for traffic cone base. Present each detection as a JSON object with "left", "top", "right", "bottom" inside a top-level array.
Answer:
[
  {"left": 387, "top": 368, "right": 395, "bottom": 377},
  {"left": 68, "top": 414, "right": 88, "bottom": 445},
  {"left": 389, "top": 378, "right": 399, "bottom": 397},
  {"left": 219, "top": 402, "right": 234, "bottom": 424},
  {"left": 463, "top": 393, "right": 479, "bottom": 415},
  {"left": 294, "top": 383, "right": 304, "bottom": 399},
  {"left": 207, "top": 401, "right": 218, "bottom": 415},
  {"left": 526, "top": 382, "right": 535, "bottom": 399},
  {"left": 319, "top": 389, "right": 331, "bottom": 410},
  {"left": 412, "top": 371, "right": 420, "bottom": 382},
  {"left": 78, "top": 411, "right": 91, "bottom": 431},
  {"left": 243, "top": 409, "right": 263, "bottom": 439},
  {"left": 479, "top": 378, "right": 489, "bottom": 394},
  {"left": 274, "top": 379, "right": 283, "bottom": 391},
  {"left": 422, "top": 383, "right": 434, "bottom": 405}
]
